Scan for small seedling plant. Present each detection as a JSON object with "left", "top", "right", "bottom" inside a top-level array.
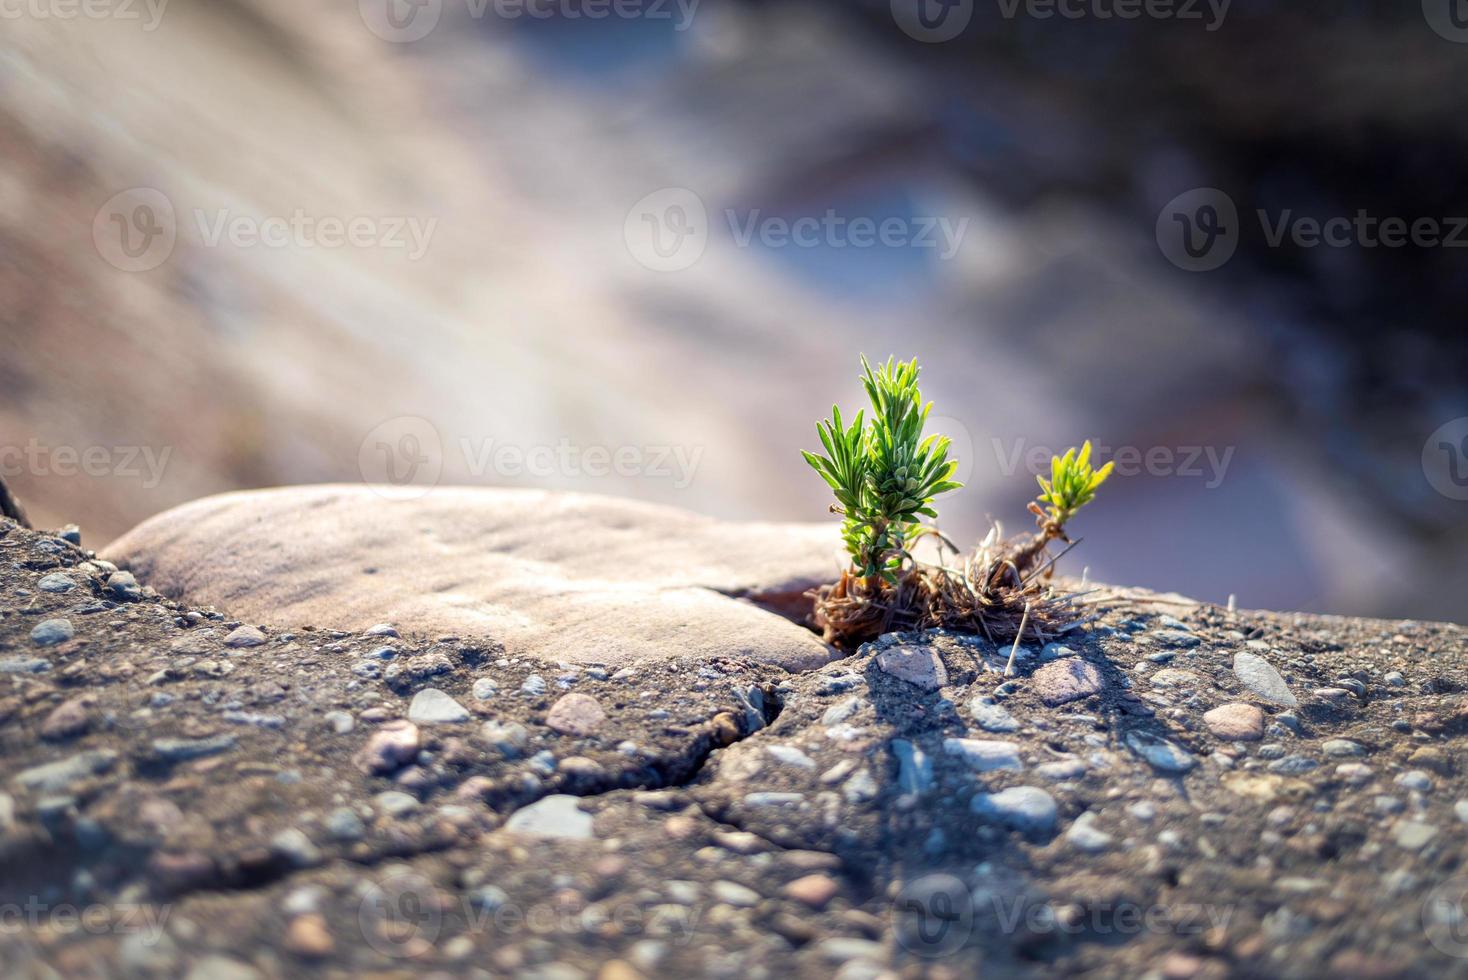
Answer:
[
  {"left": 802, "top": 357, "right": 963, "bottom": 584},
  {"left": 802, "top": 355, "right": 1111, "bottom": 646}
]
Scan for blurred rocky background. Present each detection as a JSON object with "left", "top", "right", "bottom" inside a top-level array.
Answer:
[{"left": 2, "top": 0, "right": 1465, "bottom": 621}]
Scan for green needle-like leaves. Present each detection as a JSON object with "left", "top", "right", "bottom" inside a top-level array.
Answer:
[
  {"left": 1035, "top": 440, "right": 1114, "bottom": 529},
  {"left": 802, "top": 355, "right": 962, "bottom": 582}
]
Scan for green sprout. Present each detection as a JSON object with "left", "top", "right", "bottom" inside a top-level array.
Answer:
[
  {"left": 1031, "top": 441, "right": 1114, "bottom": 538},
  {"left": 803, "top": 358, "right": 1114, "bottom": 647},
  {"left": 802, "top": 356, "right": 962, "bottom": 583}
]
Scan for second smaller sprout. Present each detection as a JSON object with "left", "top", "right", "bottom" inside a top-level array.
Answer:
[{"left": 1031, "top": 441, "right": 1114, "bottom": 539}]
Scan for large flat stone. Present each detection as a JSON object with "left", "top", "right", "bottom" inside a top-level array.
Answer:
[{"left": 103, "top": 486, "right": 844, "bottom": 671}]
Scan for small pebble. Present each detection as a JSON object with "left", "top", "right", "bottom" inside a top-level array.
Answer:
[
  {"left": 223, "top": 625, "right": 266, "bottom": 648},
  {"left": 30, "top": 619, "right": 74, "bottom": 647}
]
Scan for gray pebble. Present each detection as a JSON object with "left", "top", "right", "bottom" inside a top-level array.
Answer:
[
  {"left": 469, "top": 885, "right": 509, "bottom": 911},
  {"left": 37, "top": 573, "right": 76, "bottom": 593},
  {"left": 223, "top": 625, "right": 266, "bottom": 648},
  {"left": 504, "top": 795, "right": 593, "bottom": 840},
  {"left": 967, "top": 697, "right": 1019, "bottom": 733},
  {"left": 374, "top": 791, "right": 420, "bottom": 817},
  {"left": 1322, "top": 739, "right": 1366, "bottom": 757},
  {"left": 766, "top": 745, "right": 816, "bottom": 770},
  {"left": 15, "top": 750, "right": 119, "bottom": 793},
  {"left": 325, "top": 807, "right": 366, "bottom": 840},
  {"left": 152, "top": 735, "right": 237, "bottom": 763},
  {"left": 0, "top": 657, "right": 51, "bottom": 674},
  {"left": 106, "top": 570, "right": 141, "bottom": 600},
  {"left": 221, "top": 711, "right": 285, "bottom": 729},
  {"left": 942, "top": 738, "right": 1022, "bottom": 772},
  {"left": 843, "top": 768, "right": 878, "bottom": 804},
  {"left": 712, "top": 880, "right": 760, "bottom": 907},
  {"left": 408, "top": 688, "right": 471, "bottom": 725},
  {"left": 1066, "top": 811, "right": 1114, "bottom": 852},
  {"left": 1152, "top": 629, "right": 1201, "bottom": 648},
  {"left": 1125, "top": 732, "right": 1197, "bottom": 773},
  {"left": 30, "top": 619, "right": 74, "bottom": 647},
  {"left": 971, "top": 785, "right": 1058, "bottom": 839},
  {"left": 1267, "top": 755, "right": 1318, "bottom": 774},
  {"left": 1394, "top": 821, "right": 1438, "bottom": 850},
  {"left": 1232, "top": 652, "right": 1297, "bottom": 707},
  {"left": 269, "top": 827, "right": 321, "bottom": 867},
  {"left": 1395, "top": 770, "right": 1433, "bottom": 793},
  {"left": 821, "top": 696, "right": 862, "bottom": 726},
  {"left": 1037, "top": 758, "right": 1087, "bottom": 781},
  {"left": 1374, "top": 796, "right": 1404, "bottom": 815}
]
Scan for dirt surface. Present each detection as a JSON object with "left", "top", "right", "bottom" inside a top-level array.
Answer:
[{"left": 3, "top": 516, "right": 1468, "bottom": 978}]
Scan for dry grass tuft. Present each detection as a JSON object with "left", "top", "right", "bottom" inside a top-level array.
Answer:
[{"left": 809, "top": 523, "right": 1094, "bottom": 649}]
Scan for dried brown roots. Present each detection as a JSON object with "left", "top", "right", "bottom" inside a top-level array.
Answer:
[{"left": 809, "top": 526, "right": 1090, "bottom": 649}]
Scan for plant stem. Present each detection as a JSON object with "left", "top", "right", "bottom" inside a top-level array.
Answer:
[{"left": 1004, "top": 601, "right": 1032, "bottom": 677}]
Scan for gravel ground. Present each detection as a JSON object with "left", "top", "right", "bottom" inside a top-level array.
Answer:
[{"left": 2, "top": 517, "right": 1467, "bottom": 978}]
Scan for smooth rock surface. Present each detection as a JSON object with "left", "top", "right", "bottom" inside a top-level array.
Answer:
[
  {"left": 104, "top": 486, "right": 844, "bottom": 671},
  {"left": 1125, "top": 732, "right": 1197, "bottom": 773},
  {"left": 875, "top": 646, "right": 949, "bottom": 690},
  {"left": 1203, "top": 702, "right": 1265, "bottom": 741},
  {"left": 408, "top": 688, "right": 471, "bottom": 725},
  {"left": 942, "top": 738, "right": 1023, "bottom": 772},
  {"left": 1233, "top": 652, "right": 1298, "bottom": 706},
  {"left": 1032, "top": 659, "right": 1104, "bottom": 706},
  {"left": 29, "top": 619, "right": 74, "bottom": 646},
  {"left": 545, "top": 693, "right": 607, "bottom": 736},
  {"left": 504, "top": 795, "right": 594, "bottom": 840},
  {"left": 971, "top": 786, "right": 1058, "bottom": 839}
]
